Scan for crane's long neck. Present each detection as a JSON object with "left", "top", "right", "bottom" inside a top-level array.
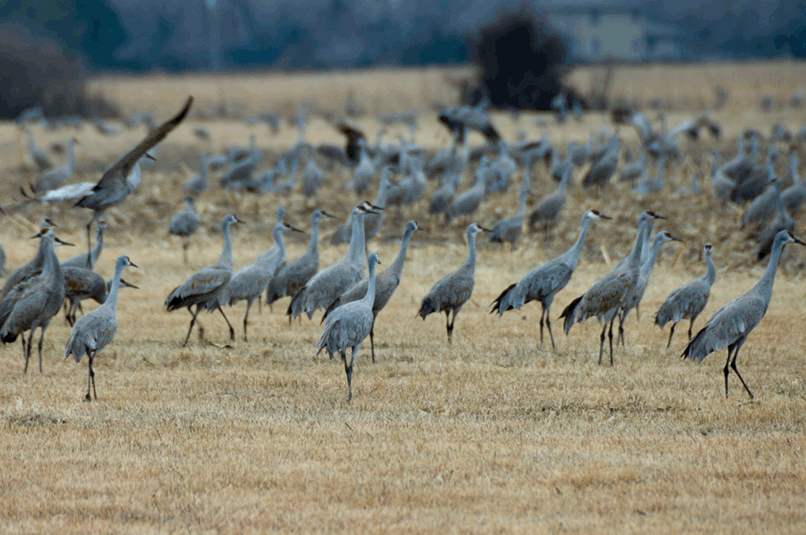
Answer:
[
  {"left": 639, "top": 221, "right": 654, "bottom": 263},
  {"left": 374, "top": 171, "right": 389, "bottom": 208},
  {"left": 266, "top": 227, "right": 286, "bottom": 265},
  {"left": 640, "top": 236, "right": 665, "bottom": 279},
  {"left": 91, "top": 227, "right": 104, "bottom": 265},
  {"left": 104, "top": 261, "right": 127, "bottom": 311},
  {"left": 628, "top": 220, "right": 650, "bottom": 267},
  {"left": 217, "top": 221, "right": 234, "bottom": 270},
  {"left": 791, "top": 158, "right": 800, "bottom": 185},
  {"left": 566, "top": 216, "right": 594, "bottom": 268},
  {"left": 347, "top": 212, "right": 367, "bottom": 274},
  {"left": 66, "top": 141, "right": 76, "bottom": 173},
  {"left": 754, "top": 237, "right": 786, "bottom": 302},
  {"left": 464, "top": 231, "right": 478, "bottom": 271},
  {"left": 308, "top": 217, "right": 321, "bottom": 257},
  {"left": 703, "top": 253, "right": 716, "bottom": 286},
  {"left": 363, "top": 260, "right": 377, "bottom": 305},
  {"left": 389, "top": 227, "right": 414, "bottom": 278},
  {"left": 32, "top": 237, "right": 49, "bottom": 270},
  {"left": 516, "top": 187, "right": 528, "bottom": 218}
]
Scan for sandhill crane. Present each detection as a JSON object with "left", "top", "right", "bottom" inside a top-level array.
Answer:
[
  {"left": 719, "top": 133, "right": 757, "bottom": 183},
  {"left": 165, "top": 213, "right": 240, "bottom": 346},
  {"left": 550, "top": 142, "right": 574, "bottom": 183},
  {"left": 438, "top": 103, "right": 500, "bottom": 144},
  {"left": 32, "top": 138, "right": 77, "bottom": 193},
  {"left": 529, "top": 164, "right": 571, "bottom": 234},
  {"left": 0, "top": 217, "right": 57, "bottom": 302},
  {"left": 448, "top": 173, "right": 486, "bottom": 224},
  {"left": 269, "top": 158, "right": 299, "bottom": 195},
  {"left": 76, "top": 97, "right": 192, "bottom": 264},
  {"left": 741, "top": 178, "right": 780, "bottom": 229},
  {"left": 267, "top": 210, "right": 335, "bottom": 311},
  {"left": 64, "top": 255, "right": 136, "bottom": 401},
  {"left": 185, "top": 153, "right": 210, "bottom": 195},
  {"left": 218, "top": 221, "right": 302, "bottom": 341},
  {"left": 583, "top": 134, "right": 618, "bottom": 188},
  {"left": 289, "top": 202, "right": 378, "bottom": 321},
  {"left": 169, "top": 197, "right": 201, "bottom": 264},
  {"left": 756, "top": 196, "right": 795, "bottom": 261},
  {"left": 733, "top": 150, "right": 777, "bottom": 204},
  {"left": 301, "top": 145, "right": 323, "bottom": 198},
  {"left": 781, "top": 155, "right": 805, "bottom": 215},
  {"left": 560, "top": 210, "right": 663, "bottom": 365},
  {"left": 710, "top": 151, "right": 735, "bottom": 206},
  {"left": 332, "top": 167, "right": 392, "bottom": 245},
  {"left": 655, "top": 243, "right": 715, "bottom": 347},
  {"left": 63, "top": 266, "right": 138, "bottom": 325},
  {"left": 683, "top": 231, "right": 805, "bottom": 398},
  {"left": 632, "top": 158, "right": 666, "bottom": 194},
  {"left": 317, "top": 252, "right": 381, "bottom": 402},
  {"left": 493, "top": 209, "right": 611, "bottom": 350},
  {"left": 26, "top": 130, "right": 52, "bottom": 171},
  {"left": 418, "top": 223, "right": 489, "bottom": 344},
  {"left": 61, "top": 220, "right": 107, "bottom": 270},
  {"left": 489, "top": 176, "right": 529, "bottom": 249},
  {"left": 429, "top": 174, "right": 456, "bottom": 221},
  {"left": 616, "top": 230, "right": 683, "bottom": 346},
  {"left": 324, "top": 221, "right": 420, "bottom": 361},
  {"left": 0, "top": 228, "right": 72, "bottom": 373},
  {"left": 220, "top": 149, "right": 261, "bottom": 191},
  {"left": 619, "top": 147, "right": 645, "bottom": 183},
  {"left": 352, "top": 139, "right": 376, "bottom": 195}
]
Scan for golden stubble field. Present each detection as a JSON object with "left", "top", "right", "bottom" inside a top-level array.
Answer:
[{"left": 1, "top": 62, "right": 806, "bottom": 533}]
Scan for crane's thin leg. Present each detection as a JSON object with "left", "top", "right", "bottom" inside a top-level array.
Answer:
[
  {"left": 688, "top": 319, "right": 694, "bottom": 341},
  {"left": 85, "top": 351, "right": 97, "bottom": 401},
  {"left": 369, "top": 319, "right": 376, "bottom": 363},
  {"left": 21, "top": 334, "right": 28, "bottom": 374},
  {"left": 598, "top": 323, "right": 607, "bottom": 365},
  {"left": 445, "top": 311, "right": 453, "bottom": 345},
  {"left": 37, "top": 325, "right": 48, "bottom": 373},
  {"left": 730, "top": 343, "right": 754, "bottom": 399},
  {"left": 723, "top": 345, "right": 734, "bottom": 398},
  {"left": 85, "top": 220, "right": 94, "bottom": 269},
  {"left": 183, "top": 306, "right": 201, "bottom": 347},
  {"left": 242, "top": 300, "right": 253, "bottom": 342},
  {"left": 608, "top": 319, "right": 615, "bottom": 366},
  {"left": 635, "top": 303, "right": 641, "bottom": 323},
  {"left": 182, "top": 237, "right": 189, "bottom": 264},
  {"left": 538, "top": 309, "right": 545, "bottom": 348},
  {"left": 545, "top": 309, "right": 557, "bottom": 352},
  {"left": 667, "top": 323, "right": 676, "bottom": 348},
  {"left": 218, "top": 307, "right": 235, "bottom": 341},
  {"left": 343, "top": 349, "right": 354, "bottom": 403}
]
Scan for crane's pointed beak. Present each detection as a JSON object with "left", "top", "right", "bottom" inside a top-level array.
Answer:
[
  {"left": 55, "top": 237, "right": 74, "bottom": 246},
  {"left": 793, "top": 236, "right": 806, "bottom": 246},
  {"left": 320, "top": 210, "right": 336, "bottom": 218},
  {"left": 599, "top": 214, "right": 613, "bottom": 220},
  {"left": 478, "top": 226, "right": 493, "bottom": 233},
  {"left": 144, "top": 153, "right": 157, "bottom": 161},
  {"left": 120, "top": 278, "right": 139, "bottom": 290},
  {"left": 670, "top": 235, "right": 684, "bottom": 243},
  {"left": 128, "top": 261, "right": 139, "bottom": 269},
  {"left": 288, "top": 225, "right": 304, "bottom": 233},
  {"left": 369, "top": 203, "right": 384, "bottom": 211}
]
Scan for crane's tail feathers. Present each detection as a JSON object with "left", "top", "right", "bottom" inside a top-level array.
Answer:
[
  {"left": 681, "top": 327, "right": 708, "bottom": 362},
  {"left": 287, "top": 286, "right": 306, "bottom": 320},
  {"left": 490, "top": 283, "right": 518, "bottom": 316},
  {"left": 560, "top": 295, "right": 583, "bottom": 334}
]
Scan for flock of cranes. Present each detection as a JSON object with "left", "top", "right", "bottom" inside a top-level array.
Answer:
[{"left": 6, "top": 93, "right": 806, "bottom": 403}]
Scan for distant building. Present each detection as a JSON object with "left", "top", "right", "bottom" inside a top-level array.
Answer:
[{"left": 541, "top": 2, "right": 686, "bottom": 62}]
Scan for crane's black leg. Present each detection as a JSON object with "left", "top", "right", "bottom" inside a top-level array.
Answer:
[
  {"left": 217, "top": 307, "right": 235, "bottom": 341},
  {"left": 37, "top": 325, "right": 47, "bottom": 373},
  {"left": 635, "top": 303, "right": 641, "bottom": 323},
  {"left": 183, "top": 306, "right": 200, "bottom": 347},
  {"left": 545, "top": 310, "right": 557, "bottom": 352},
  {"left": 723, "top": 345, "right": 734, "bottom": 398},
  {"left": 243, "top": 300, "right": 253, "bottom": 342},
  {"left": 608, "top": 319, "right": 615, "bottom": 366},
  {"left": 21, "top": 334, "right": 28, "bottom": 374},
  {"left": 342, "top": 350, "right": 353, "bottom": 403},
  {"left": 538, "top": 307, "right": 545, "bottom": 348},
  {"left": 730, "top": 344, "right": 754, "bottom": 399},
  {"left": 617, "top": 311, "right": 627, "bottom": 347},
  {"left": 688, "top": 319, "right": 694, "bottom": 341},
  {"left": 369, "top": 319, "right": 376, "bottom": 363},
  {"left": 85, "top": 219, "right": 94, "bottom": 269},
  {"left": 85, "top": 351, "right": 97, "bottom": 401},
  {"left": 598, "top": 323, "right": 607, "bottom": 365},
  {"left": 182, "top": 238, "right": 189, "bottom": 264},
  {"left": 445, "top": 311, "right": 453, "bottom": 345},
  {"left": 667, "top": 323, "right": 676, "bottom": 348}
]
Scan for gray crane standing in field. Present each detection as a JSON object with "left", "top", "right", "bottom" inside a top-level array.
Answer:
[
  {"left": 683, "top": 230, "right": 806, "bottom": 399},
  {"left": 267, "top": 209, "right": 335, "bottom": 312},
  {"left": 317, "top": 251, "right": 381, "bottom": 402},
  {"left": 75, "top": 96, "right": 193, "bottom": 264},
  {"left": 352, "top": 138, "right": 376, "bottom": 195},
  {"left": 560, "top": 210, "right": 664, "bottom": 365},
  {"left": 529, "top": 163, "right": 571, "bottom": 234},
  {"left": 781, "top": 155, "right": 806, "bottom": 215},
  {"left": 492, "top": 209, "right": 612, "bottom": 350},
  {"left": 26, "top": 130, "right": 52, "bottom": 171},
  {"left": 64, "top": 255, "right": 137, "bottom": 401},
  {"left": 0, "top": 217, "right": 57, "bottom": 302},
  {"left": 741, "top": 177, "right": 780, "bottom": 229},
  {"left": 332, "top": 167, "right": 392, "bottom": 245},
  {"left": 324, "top": 220, "right": 420, "bottom": 362},
  {"left": 169, "top": 196, "right": 202, "bottom": 264},
  {"left": 756, "top": 197, "right": 795, "bottom": 261},
  {"left": 218, "top": 221, "right": 302, "bottom": 341},
  {"left": 448, "top": 173, "right": 486, "bottom": 224},
  {"left": 710, "top": 151, "right": 735, "bottom": 206},
  {"left": 489, "top": 173, "right": 529, "bottom": 249},
  {"left": 301, "top": 145, "right": 323, "bottom": 198},
  {"left": 616, "top": 230, "right": 683, "bottom": 346},
  {"left": 419, "top": 223, "right": 489, "bottom": 344},
  {"left": 655, "top": 243, "right": 716, "bottom": 348},
  {"left": 428, "top": 173, "right": 456, "bottom": 221},
  {"left": 0, "top": 228, "right": 72, "bottom": 373},
  {"left": 165, "top": 213, "right": 241, "bottom": 346},
  {"left": 289, "top": 202, "right": 379, "bottom": 321},
  {"left": 32, "top": 138, "right": 77, "bottom": 193},
  {"left": 61, "top": 220, "right": 106, "bottom": 270},
  {"left": 582, "top": 134, "right": 619, "bottom": 189},
  {"left": 63, "top": 266, "right": 138, "bottom": 326},
  {"left": 185, "top": 153, "right": 210, "bottom": 195}
]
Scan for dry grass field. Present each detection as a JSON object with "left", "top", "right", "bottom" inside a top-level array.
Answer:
[{"left": 2, "top": 62, "right": 806, "bottom": 533}]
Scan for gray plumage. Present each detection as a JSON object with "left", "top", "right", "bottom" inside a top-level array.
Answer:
[
  {"left": 560, "top": 210, "right": 663, "bottom": 365},
  {"left": 26, "top": 130, "right": 53, "bottom": 171},
  {"left": 655, "top": 243, "right": 715, "bottom": 347},
  {"left": 185, "top": 153, "right": 210, "bottom": 195},
  {"left": 616, "top": 230, "right": 683, "bottom": 346},
  {"left": 301, "top": 146, "right": 323, "bottom": 197},
  {"left": 324, "top": 221, "right": 420, "bottom": 361},
  {"left": 428, "top": 175, "right": 455, "bottom": 219},
  {"left": 76, "top": 97, "right": 192, "bottom": 266},
  {"left": 741, "top": 178, "right": 780, "bottom": 229},
  {"left": 218, "top": 221, "right": 301, "bottom": 340},
  {"left": 529, "top": 163, "right": 571, "bottom": 233},
  {"left": 169, "top": 197, "right": 202, "bottom": 264},
  {"left": 448, "top": 174, "right": 486, "bottom": 223},
  {"left": 582, "top": 135, "right": 618, "bottom": 188},
  {"left": 220, "top": 150, "right": 260, "bottom": 191},
  {"left": 63, "top": 266, "right": 138, "bottom": 326},
  {"left": 489, "top": 175, "right": 529, "bottom": 248},
  {"left": 352, "top": 138, "right": 375, "bottom": 195},
  {"left": 418, "top": 223, "right": 488, "bottom": 343},
  {"left": 683, "top": 231, "right": 806, "bottom": 399},
  {"left": 289, "top": 202, "right": 377, "bottom": 321},
  {"left": 64, "top": 255, "right": 136, "bottom": 401},
  {"left": 32, "top": 138, "right": 76, "bottom": 193},
  {"left": 781, "top": 155, "right": 805, "bottom": 215},
  {"left": 61, "top": 220, "right": 106, "bottom": 270},
  {"left": 259, "top": 207, "right": 286, "bottom": 269},
  {"left": 632, "top": 158, "right": 665, "bottom": 194},
  {"left": 267, "top": 210, "right": 334, "bottom": 308},
  {"left": 732, "top": 150, "right": 777, "bottom": 204},
  {"left": 332, "top": 167, "right": 391, "bottom": 245},
  {"left": 709, "top": 151, "right": 735, "bottom": 205},
  {"left": 165, "top": 213, "right": 240, "bottom": 346},
  {"left": 317, "top": 252, "right": 381, "bottom": 402},
  {"left": 619, "top": 148, "right": 645, "bottom": 183},
  {"left": 0, "top": 228, "right": 70, "bottom": 373},
  {"left": 0, "top": 217, "right": 57, "bottom": 303},
  {"left": 492, "top": 209, "right": 611, "bottom": 350},
  {"left": 756, "top": 197, "right": 795, "bottom": 261}
]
